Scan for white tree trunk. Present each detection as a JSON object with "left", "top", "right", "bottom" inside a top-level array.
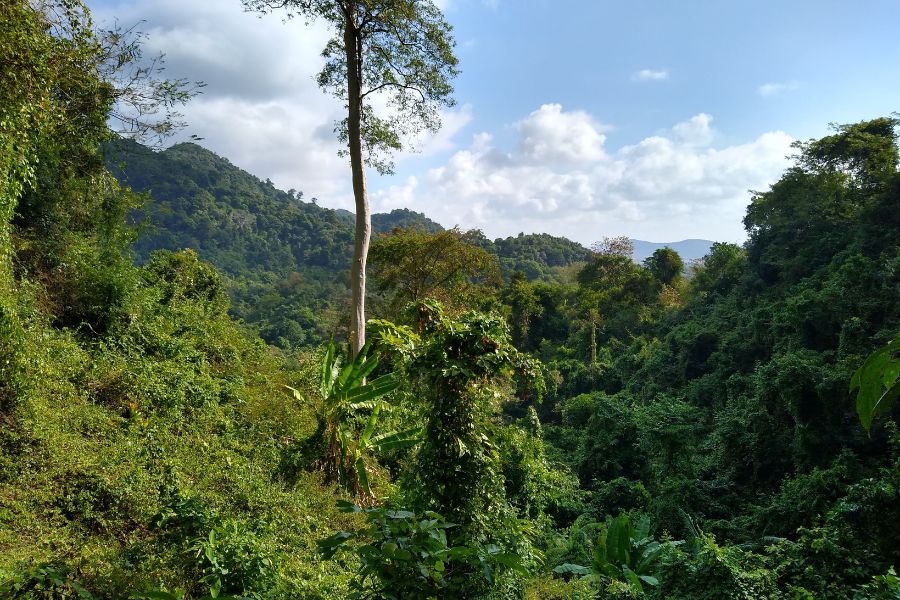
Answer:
[{"left": 345, "top": 12, "right": 369, "bottom": 358}]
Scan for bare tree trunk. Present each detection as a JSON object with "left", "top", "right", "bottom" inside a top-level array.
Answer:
[{"left": 344, "top": 11, "right": 369, "bottom": 358}]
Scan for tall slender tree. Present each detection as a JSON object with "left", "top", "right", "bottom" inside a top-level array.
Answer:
[{"left": 243, "top": 0, "right": 459, "bottom": 356}]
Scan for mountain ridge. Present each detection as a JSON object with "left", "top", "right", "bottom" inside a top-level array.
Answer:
[{"left": 105, "top": 139, "right": 716, "bottom": 347}]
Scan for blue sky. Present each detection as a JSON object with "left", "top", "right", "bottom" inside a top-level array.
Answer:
[
  {"left": 88, "top": 0, "right": 900, "bottom": 244},
  {"left": 445, "top": 0, "right": 899, "bottom": 145}
]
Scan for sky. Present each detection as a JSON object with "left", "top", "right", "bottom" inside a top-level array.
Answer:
[{"left": 87, "top": 0, "right": 900, "bottom": 245}]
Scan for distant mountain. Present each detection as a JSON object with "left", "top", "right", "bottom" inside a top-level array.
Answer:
[
  {"left": 333, "top": 207, "right": 444, "bottom": 233},
  {"left": 104, "top": 140, "right": 596, "bottom": 347},
  {"left": 373, "top": 208, "right": 444, "bottom": 233},
  {"left": 630, "top": 238, "right": 714, "bottom": 263}
]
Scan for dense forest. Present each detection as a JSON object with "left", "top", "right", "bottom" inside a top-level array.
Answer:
[
  {"left": 1, "top": 1, "right": 898, "bottom": 599},
  {"left": 105, "top": 139, "right": 594, "bottom": 350}
]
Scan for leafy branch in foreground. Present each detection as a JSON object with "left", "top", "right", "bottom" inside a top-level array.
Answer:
[{"left": 850, "top": 337, "right": 900, "bottom": 433}]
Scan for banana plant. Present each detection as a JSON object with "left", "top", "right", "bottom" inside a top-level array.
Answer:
[
  {"left": 554, "top": 514, "right": 670, "bottom": 592},
  {"left": 287, "top": 339, "right": 420, "bottom": 500}
]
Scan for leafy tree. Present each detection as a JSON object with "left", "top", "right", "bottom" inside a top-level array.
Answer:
[
  {"left": 243, "top": 0, "right": 459, "bottom": 357},
  {"left": 577, "top": 237, "right": 648, "bottom": 295},
  {"left": 744, "top": 118, "right": 898, "bottom": 285},
  {"left": 502, "top": 273, "right": 544, "bottom": 351},
  {"left": 688, "top": 242, "right": 744, "bottom": 297},
  {"left": 370, "top": 226, "right": 501, "bottom": 316},
  {"left": 643, "top": 247, "right": 684, "bottom": 287}
]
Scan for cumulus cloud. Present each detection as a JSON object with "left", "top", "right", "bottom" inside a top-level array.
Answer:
[
  {"left": 377, "top": 109, "right": 793, "bottom": 243},
  {"left": 515, "top": 104, "right": 609, "bottom": 164},
  {"left": 757, "top": 81, "right": 801, "bottom": 97},
  {"left": 414, "top": 104, "right": 474, "bottom": 156},
  {"left": 631, "top": 69, "right": 669, "bottom": 82}
]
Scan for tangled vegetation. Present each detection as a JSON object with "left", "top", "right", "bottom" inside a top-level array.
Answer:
[{"left": 0, "top": 1, "right": 897, "bottom": 598}]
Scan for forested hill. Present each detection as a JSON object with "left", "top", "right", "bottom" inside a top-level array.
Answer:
[
  {"left": 104, "top": 139, "right": 597, "bottom": 347},
  {"left": 106, "top": 140, "right": 715, "bottom": 282},
  {"left": 107, "top": 139, "right": 595, "bottom": 274},
  {"left": 106, "top": 139, "right": 355, "bottom": 277}
]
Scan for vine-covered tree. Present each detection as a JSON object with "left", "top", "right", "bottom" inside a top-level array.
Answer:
[{"left": 242, "top": 0, "right": 459, "bottom": 356}]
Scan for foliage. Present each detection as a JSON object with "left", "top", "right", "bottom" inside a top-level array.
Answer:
[
  {"left": 396, "top": 303, "right": 544, "bottom": 529},
  {"left": 372, "top": 304, "right": 547, "bottom": 596},
  {"left": 851, "top": 337, "right": 900, "bottom": 432},
  {"left": 853, "top": 568, "right": 900, "bottom": 600},
  {"left": 370, "top": 226, "right": 501, "bottom": 316},
  {"left": 554, "top": 514, "right": 670, "bottom": 593},
  {"left": 105, "top": 141, "right": 593, "bottom": 350},
  {"left": 286, "top": 339, "right": 417, "bottom": 499},
  {"left": 643, "top": 247, "right": 685, "bottom": 286},
  {"left": 0, "top": 562, "right": 97, "bottom": 599},
  {"left": 319, "top": 502, "right": 525, "bottom": 599},
  {"left": 654, "top": 531, "right": 778, "bottom": 600},
  {"left": 2, "top": 5, "right": 899, "bottom": 595}
]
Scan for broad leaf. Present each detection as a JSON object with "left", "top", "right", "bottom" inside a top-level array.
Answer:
[
  {"left": 851, "top": 338, "right": 900, "bottom": 432},
  {"left": 355, "top": 456, "right": 371, "bottom": 495},
  {"left": 553, "top": 563, "right": 591, "bottom": 576},
  {"left": 369, "top": 428, "right": 422, "bottom": 451}
]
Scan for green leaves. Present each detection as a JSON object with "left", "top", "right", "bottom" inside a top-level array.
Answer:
[
  {"left": 318, "top": 503, "right": 519, "bottom": 599},
  {"left": 304, "top": 338, "right": 411, "bottom": 499},
  {"left": 369, "top": 428, "right": 421, "bottom": 452},
  {"left": 850, "top": 337, "right": 900, "bottom": 433},
  {"left": 553, "top": 563, "right": 592, "bottom": 576},
  {"left": 553, "top": 514, "right": 667, "bottom": 592}
]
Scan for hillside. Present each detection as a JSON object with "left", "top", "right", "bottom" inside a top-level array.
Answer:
[{"left": 104, "top": 140, "right": 595, "bottom": 347}]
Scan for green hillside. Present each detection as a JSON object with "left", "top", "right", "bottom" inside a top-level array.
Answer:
[{"left": 105, "top": 140, "right": 593, "bottom": 348}]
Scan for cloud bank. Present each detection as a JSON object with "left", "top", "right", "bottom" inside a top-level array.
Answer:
[{"left": 376, "top": 106, "right": 794, "bottom": 243}]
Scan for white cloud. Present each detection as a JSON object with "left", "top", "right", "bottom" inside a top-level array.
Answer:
[
  {"left": 376, "top": 109, "right": 794, "bottom": 243},
  {"left": 93, "top": 0, "right": 354, "bottom": 205},
  {"left": 412, "top": 104, "right": 474, "bottom": 156},
  {"left": 671, "top": 113, "right": 715, "bottom": 147},
  {"left": 757, "top": 81, "right": 801, "bottom": 97},
  {"left": 516, "top": 104, "right": 610, "bottom": 164},
  {"left": 372, "top": 176, "right": 420, "bottom": 214},
  {"left": 632, "top": 69, "right": 669, "bottom": 82}
]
